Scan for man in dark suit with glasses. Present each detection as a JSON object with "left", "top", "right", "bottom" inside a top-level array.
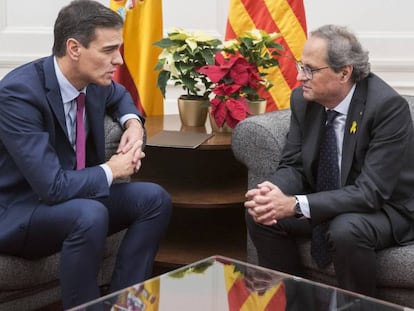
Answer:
[{"left": 245, "top": 24, "right": 414, "bottom": 299}]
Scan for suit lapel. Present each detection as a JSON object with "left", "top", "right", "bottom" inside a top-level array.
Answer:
[
  {"left": 341, "top": 83, "right": 367, "bottom": 186},
  {"left": 85, "top": 88, "right": 106, "bottom": 164},
  {"left": 43, "top": 57, "right": 68, "bottom": 139},
  {"left": 42, "top": 57, "right": 108, "bottom": 166},
  {"left": 303, "top": 103, "right": 326, "bottom": 187}
]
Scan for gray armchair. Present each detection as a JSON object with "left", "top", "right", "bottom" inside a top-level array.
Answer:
[
  {"left": 0, "top": 116, "right": 126, "bottom": 311},
  {"left": 231, "top": 95, "right": 414, "bottom": 308}
]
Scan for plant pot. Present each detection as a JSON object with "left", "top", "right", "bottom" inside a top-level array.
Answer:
[
  {"left": 208, "top": 112, "right": 233, "bottom": 134},
  {"left": 247, "top": 99, "right": 267, "bottom": 115},
  {"left": 177, "top": 96, "right": 209, "bottom": 127}
]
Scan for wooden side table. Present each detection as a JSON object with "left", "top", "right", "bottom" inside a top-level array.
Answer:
[{"left": 134, "top": 115, "right": 247, "bottom": 269}]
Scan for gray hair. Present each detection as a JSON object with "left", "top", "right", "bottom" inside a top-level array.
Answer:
[{"left": 310, "top": 25, "right": 370, "bottom": 83}]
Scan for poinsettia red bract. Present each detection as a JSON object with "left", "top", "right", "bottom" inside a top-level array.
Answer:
[{"left": 197, "top": 51, "right": 263, "bottom": 128}]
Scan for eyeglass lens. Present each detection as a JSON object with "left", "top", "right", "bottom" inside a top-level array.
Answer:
[{"left": 296, "top": 62, "right": 313, "bottom": 79}]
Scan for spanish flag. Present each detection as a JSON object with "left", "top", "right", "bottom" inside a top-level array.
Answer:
[
  {"left": 226, "top": 0, "right": 307, "bottom": 111},
  {"left": 110, "top": 0, "right": 164, "bottom": 116},
  {"left": 112, "top": 278, "right": 160, "bottom": 310},
  {"left": 224, "top": 264, "right": 286, "bottom": 311}
]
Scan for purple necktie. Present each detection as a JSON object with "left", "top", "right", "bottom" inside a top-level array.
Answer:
[{"left": 76, "top": 93, "right": 86, "bottom": 170}]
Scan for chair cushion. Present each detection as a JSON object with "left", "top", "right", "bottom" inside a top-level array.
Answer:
[
  {"left": 104, "top": 115, "right": 124, "bottom": 161},
  {"left": 0, "top": 253, "right": 59, "bottom": 290},
  {"left": 298, "top": 240, "right": 414, "bottom": 288},
  {"left": 0, "top": 230, "right": 125, "bottom": 290}
]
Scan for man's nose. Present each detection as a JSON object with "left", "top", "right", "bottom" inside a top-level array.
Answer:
[
  {"left": 296, "top": 69, "right": 307, "bottom": 82},
  {"left": 114, "top": 50, "right": 124, "bottom": 66}
]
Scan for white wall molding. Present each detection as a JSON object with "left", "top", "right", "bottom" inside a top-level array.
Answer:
[
  {"left": 359, "top": 31, "right": 414, "bottom": 60},
  {"left": 372, "top": 59, "right": 414, "bottom": 71},
  {"left": 1, "top": 0, "right": 413, "bottom": 99},
  {"left": 362, "top": 31, "right": 414, "bottom": 96}
]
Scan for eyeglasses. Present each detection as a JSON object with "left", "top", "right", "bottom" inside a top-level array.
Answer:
[{"left": 295, "top": 61, "right": 329, "bottom": 80}]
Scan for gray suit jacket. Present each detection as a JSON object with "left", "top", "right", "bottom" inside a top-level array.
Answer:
[{"left": 271, "top": 73, "right": 414, "bottom": 245}]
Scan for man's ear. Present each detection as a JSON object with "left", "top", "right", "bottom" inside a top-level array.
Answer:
[
  {"left": 341, "top": 65, "right": 353, "bottom": 82},
  {"left": 66, "top": 38, "right": 81, "bottom": 60}
]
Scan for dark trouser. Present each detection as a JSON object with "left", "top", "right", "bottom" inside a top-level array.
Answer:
[
  {"left": 245, "top": 210, "right": 394, "bottom": 298},
  {"left": 18, "top": 182, "right": 172, "bottom": 309}
]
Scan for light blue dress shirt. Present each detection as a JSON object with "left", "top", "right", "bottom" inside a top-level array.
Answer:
[{"left": 53, "top": 58, "right": 115, "bottom": 184}]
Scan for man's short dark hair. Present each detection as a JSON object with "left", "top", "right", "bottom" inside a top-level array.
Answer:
[{"left": 52, "top": 0, "right": 123, "bottom": 57}]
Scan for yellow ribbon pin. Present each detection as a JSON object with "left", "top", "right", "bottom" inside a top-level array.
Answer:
[{"left": 350, "top": 121, "right": 357, "bottom": 134}]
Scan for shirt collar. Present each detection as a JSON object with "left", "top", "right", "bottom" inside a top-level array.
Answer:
[
  {"left": 332, "top": 84, "right": 356, "bottom": 116},
  {"left": 53, "top": 57, "right": 86, "bottom": 103}
]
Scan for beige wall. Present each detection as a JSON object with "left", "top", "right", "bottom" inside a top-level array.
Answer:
[{"left": 1, "top": 0, "right": 413, "bottom": 114}]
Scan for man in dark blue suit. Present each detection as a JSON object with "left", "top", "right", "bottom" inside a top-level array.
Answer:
[{"left": 0, "top": 0, "right": 171, "bottom": 308}]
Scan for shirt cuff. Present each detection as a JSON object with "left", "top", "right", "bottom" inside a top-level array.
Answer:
[
  {"left": 296, "top": 195, "right": 310, "bottom": 218},
  {"left": 119, "top": 114, "right": 143, "bottom": 129},
  {"left": 100, "top": 164, "right": 113, "bottom": 186}
]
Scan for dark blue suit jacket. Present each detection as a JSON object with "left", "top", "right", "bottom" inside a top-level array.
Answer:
[{"left": 0, "top": 56, "right": 143, "bottom": 253}]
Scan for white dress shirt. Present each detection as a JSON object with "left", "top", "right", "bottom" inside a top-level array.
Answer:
[{"left": 297, "top": 84, "right": 356, "bottom": 218}]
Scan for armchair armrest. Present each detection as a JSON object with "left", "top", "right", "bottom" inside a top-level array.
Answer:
[
  {"left": 104, "top": 115, "right": 123, "bottom": 161},
  {"left": 104, "top": 115, "right": 132, "bottom": 183},
  {"left": 231, "top": 110, "right": 291, "bottom": 188}
]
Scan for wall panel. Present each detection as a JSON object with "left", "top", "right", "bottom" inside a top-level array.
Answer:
[{"left": 0, "top": 0, "right": 413, "bottom": 115}]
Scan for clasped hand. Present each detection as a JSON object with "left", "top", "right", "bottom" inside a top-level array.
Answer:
[
  {"left": 107, "top": 119, "right": 145, "bottom": 179},
  {"left": 245, "top": 181, "right": 296, "bottom": 226}
]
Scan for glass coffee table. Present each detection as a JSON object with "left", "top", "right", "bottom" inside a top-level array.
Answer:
[{"left": 70, "top": 255, "right": 408, "bottom": 311}]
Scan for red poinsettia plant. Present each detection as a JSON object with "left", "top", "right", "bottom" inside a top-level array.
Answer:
[
  {"left": 197, "top": 29, "right": 283, "bottom": 129},
  {"left": 197, "top": 52, "right": 262, "bottom": 128}
]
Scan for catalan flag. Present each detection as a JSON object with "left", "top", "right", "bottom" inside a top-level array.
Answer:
[
  {"left": 110, "top": 0, "right": 164, "bottom": 116},
  {"left": 226, "top": 0, "right": 307, "bottom": 111},
  {"left": 224, "top": 264, "right": 286, "bottom": 311}
]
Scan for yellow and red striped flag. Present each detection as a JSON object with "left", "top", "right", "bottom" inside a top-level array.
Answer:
[
  {"left": 223, "top": 264, "right": 286, "bottom": 311},
  {"left": 110, "top": 0, "right": 164, "bottom": 116},
  {"left": 225, "top": 0, "right": 307, "bottom": 111},
  {"left": 112, "top": 278, "right": 160, "bottom": 310}
]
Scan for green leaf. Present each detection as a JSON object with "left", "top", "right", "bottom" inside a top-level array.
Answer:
[
  {"left": 153, "top": 38, "right": 176, "bottom": 49},
  {"left": 267, "top": 42, "right": 284, "bottom": 50},
  {"left": 157, "top": 70, "right": 171, "bottom": 98},
  {"left": 200, "top": 48, "right": 216, "bottom": 65},
  {"left": 154, "top": 58, "right": 165, "bottom": 71},
  {"left": 181, "top": 75, "right": 199, "bottom": 96}
]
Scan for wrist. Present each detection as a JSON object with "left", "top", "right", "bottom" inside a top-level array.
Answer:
[
  {"left": 125, "top": 118, "right": 143, "bottom": 130},
  {"left": 294, "top": 196, "right": 303, "bottom": 218}
]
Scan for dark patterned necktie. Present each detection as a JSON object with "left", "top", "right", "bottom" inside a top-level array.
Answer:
[
  {"left": 76, "top": 93, "right": 86, "bottom": 170},
  {"left": 311, "top": 110, "right": 339, "bottom": 268}
]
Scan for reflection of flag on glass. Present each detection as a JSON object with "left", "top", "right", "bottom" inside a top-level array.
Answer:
[
  {"left": 225, "top": 0, "right": 307, "bottom": 111},
  {"left": 223, "top": 264, "right": 286, "bottom": 311},
  {"left": 112, "top": 278, "right": 160, "bottom": 311},
  {"left": 110, "top": 0, "right": 164, "bottom": 116}
]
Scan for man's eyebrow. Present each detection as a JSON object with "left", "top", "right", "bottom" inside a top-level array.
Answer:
[{"left": 102, "top": 44, "right": 120, "bottom": 51}]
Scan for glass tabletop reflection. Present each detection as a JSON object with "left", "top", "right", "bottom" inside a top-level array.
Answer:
[{"left": 70, "top": 255, "right": 406, "bottom": 311}]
